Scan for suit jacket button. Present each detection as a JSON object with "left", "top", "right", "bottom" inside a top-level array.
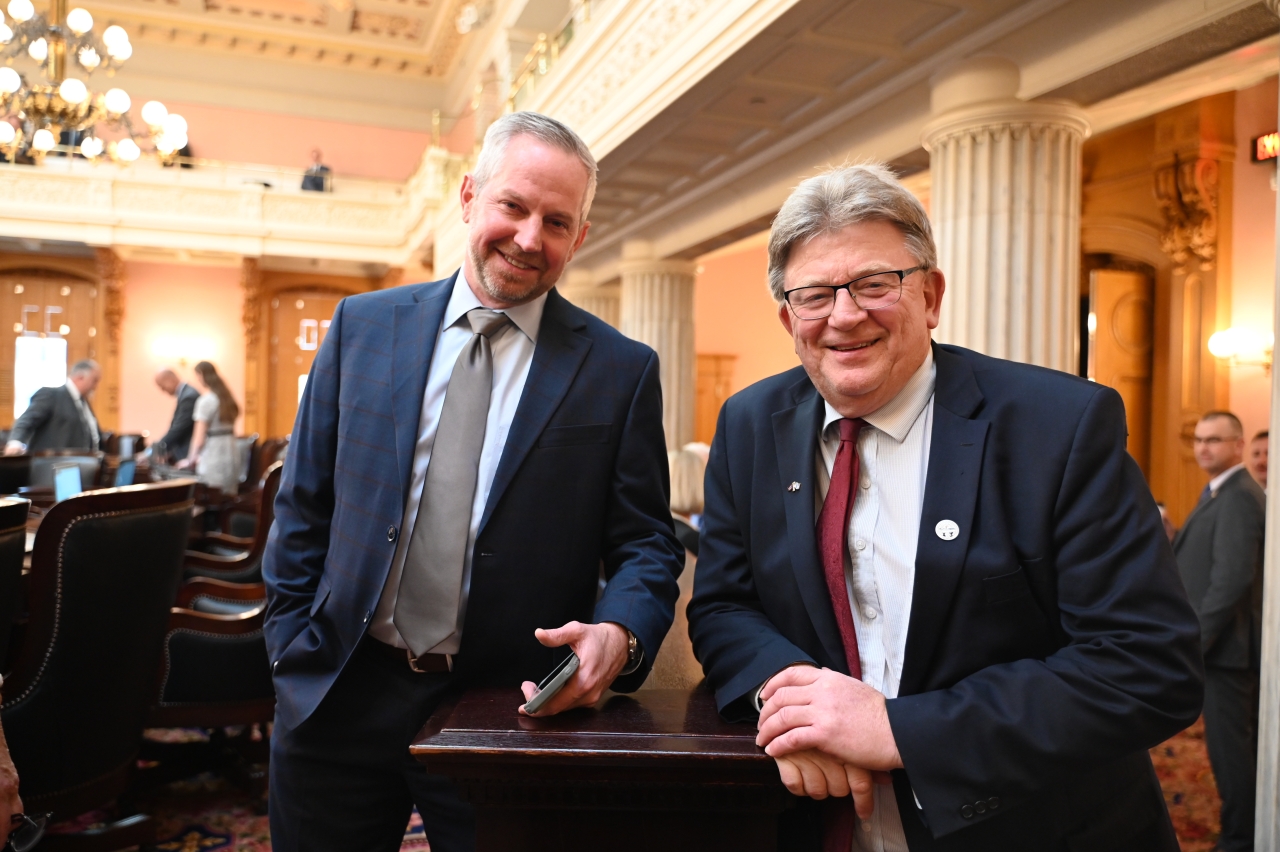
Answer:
[
  {"left": 974, "top": 801, "right": 987, "bottom": 815},
  {"left": 387, "top": 525, "right": 397, "bottom": 542},
  {"left": 988, "top": 797, "right": 1000, "bottom": 810},
  {"left": 961, "top": 805, "right": 975, "bottom": 819}
]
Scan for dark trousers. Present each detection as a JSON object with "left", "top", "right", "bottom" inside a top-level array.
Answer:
[
  {"left": 1203, "top": 666, "right": 1259, "bottom": 852},
  {"left": 269, "top": 637, "right": 475, "bottom": 852}
]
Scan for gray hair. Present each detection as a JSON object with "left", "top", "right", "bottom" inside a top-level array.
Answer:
[
  {"left": 70, "top": 359, "right": 99, "bottom": 376},
  {"left": 767, "top": 162, "right": 936, "bottom": 301},
  {"left": 471, "top": 111, "right": 598, "bottom": 225}
]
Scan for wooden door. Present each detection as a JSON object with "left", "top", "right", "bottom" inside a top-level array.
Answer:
[
  {"left": 0, "top": 272, "right": 97, "bottom": 428},
  {"left": 268, "top": 290, "right": 344, "bottom": 438},
  {"left": 1090, "top": 269, "right": 1154, "bottom": 477},
  {"left": 695, "top": 354, "right": 736, "bottom": 445}
]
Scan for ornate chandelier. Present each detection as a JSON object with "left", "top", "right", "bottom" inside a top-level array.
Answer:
[{"left": 0, "top": 0, "right": 187, "bottom": 163}]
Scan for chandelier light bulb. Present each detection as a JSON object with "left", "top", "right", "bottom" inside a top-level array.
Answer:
[
  {"left": 107, "top": 39, "right": 131, "bottom": 60},
  {"left": 78, "top": 46, "right": 100, "bottom": 69},
  {"left": 103, "top": 87, "right": 130, "bottom": 114},
  {"left": 102, "top": 25, "right": 128, "bottom": 47},
  {"left": 28, "top": 37, "right": 47, "bottom": 62},
  {"left": 115, "top": 137, "right": 140, "bottom": 161},
  {"left": 155, "top": 134, "right": 178, "bottom": 154},
  {"left": 0, "top": 123, "right": 14, "bottom": 145},
  {"left": 0, "top": 22, "right": 12, "bottom": 44},
  {"left": 66, "top": 7, "right": 93, "bottom": 35},
  {"left": 31, "top": 128, "right": 55, "bottom": 152},
  {"left": 162, "top": 113, "right": 187, "bottom": 136},
  {"left": 140, "top": 100, "right": 168, "bottom": 127},
  {"left": 80, "top": 135, "right": 102, "bottom": 157},
  {"left": 58, "top": 78, "right": 87, "bottom": 105},
  {"left": 0, "top": 67, "right": 20, "bottom": 94},
  {"left": 7, "top": 0, "right": 34, "bottom": 23}
]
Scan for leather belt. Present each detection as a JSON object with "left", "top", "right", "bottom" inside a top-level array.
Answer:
[{"left": 365, "top": 636, "right": 452, "bottom": 673}]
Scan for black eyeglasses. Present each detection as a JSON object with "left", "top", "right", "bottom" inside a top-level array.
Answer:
[
  {"left": 5, "top": 813, "right": 50, "bottom": 852},
  {"left": 783, "top": 266, "right": 921, "bottom": 320}
]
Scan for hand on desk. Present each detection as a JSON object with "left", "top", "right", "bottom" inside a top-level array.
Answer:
[
  {"left": 519, "top": 621, "right": 629, "bottom": 717},
  {"left": 757, "top": 665, "right": 902, "bottom": 818}
]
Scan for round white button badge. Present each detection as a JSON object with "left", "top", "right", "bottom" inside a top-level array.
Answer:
[{"left": 935, "top": 520, "right": 959, "bottom": 541}]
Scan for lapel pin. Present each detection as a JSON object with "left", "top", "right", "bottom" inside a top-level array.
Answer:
[
  {"left": 935, "top": 519, "right": 959, "bottom": 541},
  {"left": 787, "top": 481, "right": 801, "bottom": 492}
]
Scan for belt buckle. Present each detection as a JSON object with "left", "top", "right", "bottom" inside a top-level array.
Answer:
[{"left": 406, "top": 649, "right": 452, "bottom": 673}]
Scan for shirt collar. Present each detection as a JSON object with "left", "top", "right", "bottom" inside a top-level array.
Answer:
[
  {"left": 822, "top": 348, "right": 936, "bottom": 443},
  {"left": 446, "top": 267, "right": 546, "bottom": 344},
  {"left": 65, "top": 379, "right": 81, "bottom": 402},
  {"left": 1209, "top": 463, "right": 1246, "bottom": 495}
]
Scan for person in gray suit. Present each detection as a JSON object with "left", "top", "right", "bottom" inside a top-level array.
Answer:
[
  {"left": 1174, "top": 410, "right": 1266, "bottom": 852},
  {"left": 4, "top": 360, "right": 101, "bottom": 455},
  {"left": 152, "top": 368, "right": 201, "bottom": 463}
]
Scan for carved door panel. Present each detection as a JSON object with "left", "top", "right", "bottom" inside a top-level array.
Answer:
[
  {"left": 1090, "top": 269, "right": 1154, "bottom": 478},
  {"left": 0, "top": 273, "right": 97, "bottom": 428},
  {"left": 695, "top": 354, "right": 736, "bottom": 446},
  {"left": 268, "top": 290, "right": 343, "bottom": 439}
]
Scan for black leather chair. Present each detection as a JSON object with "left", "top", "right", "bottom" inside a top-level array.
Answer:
[
  {"left": 1, "top": 480, "right": 194, "bottom": 848},
  {"left": 29, "top": 451, "right": 104, "bottom": 490},
  {"left": 0, "top": 455, "right": 30, "bottom": 495},
  {"left": 0, "top": 497, "right": 30, "bottom": 674},
  {"left": 185, "top": 461, "right": 282, "bottom": 584}
]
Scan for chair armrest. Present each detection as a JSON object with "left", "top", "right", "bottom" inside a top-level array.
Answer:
[
  {"left": 174, "top": 577, "right": 267, "bottom": 608},
  {"left": 167, "top": 606, "right": 264, "bottom": 634},
  {"left": 184, "top": 549, "right": 248, "bottom": 569},
  {"left": 202, "top": 531, "right": 254, "bottom": 549}
]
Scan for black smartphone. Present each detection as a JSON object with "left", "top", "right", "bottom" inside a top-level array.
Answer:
[{"left": 522, "top": 652, "right": 580, "bottom": 715}]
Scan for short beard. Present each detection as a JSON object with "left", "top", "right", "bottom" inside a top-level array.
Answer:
[{"left": 469, "top": 242, "right": 553, "bottom": 306}]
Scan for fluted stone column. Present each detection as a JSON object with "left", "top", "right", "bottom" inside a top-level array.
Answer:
[
  {"left": 922, "top": 56, "right": 1090, "bottom": 373},
  {"left": 559, "top": 269, "right": 621, "bottom": 329},
  {"left": 620, "top": 240, "right": 695, "bottom": 450}
]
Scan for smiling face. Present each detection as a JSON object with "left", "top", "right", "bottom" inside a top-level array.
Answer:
[
  {"left": 460, "top": 134, "right": 591, "bottom": 309},
  {"left": 778, "top": 220, "right": 944, "bottom": 418}
]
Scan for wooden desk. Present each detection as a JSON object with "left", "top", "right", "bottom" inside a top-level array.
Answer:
[{"left": 412, "top": 687, "right": 791, "bottom": 851}]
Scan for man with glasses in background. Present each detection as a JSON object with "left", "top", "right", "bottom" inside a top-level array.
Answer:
[
  {"left": 1174, "top": 411, "right": 1266, "bottom": 852},
  {"left": 688, "top": 163, "right": 1203, "bottom": 851}
]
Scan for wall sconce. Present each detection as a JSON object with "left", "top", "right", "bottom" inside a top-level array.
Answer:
[
  {"left": 150, "top": 336, "right": 216, "bottom": 367},
  {"left": 1207, "top": 327, "right": 1274, "bottom": 371}
]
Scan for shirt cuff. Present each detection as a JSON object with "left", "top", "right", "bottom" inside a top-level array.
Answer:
[{"left": 4, "top": 441, "right": 25, "bottom": 453}]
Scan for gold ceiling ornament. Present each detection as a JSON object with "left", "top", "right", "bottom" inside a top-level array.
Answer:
[{"left": 0, "top": 0, "right": 186, "bottom": 164}]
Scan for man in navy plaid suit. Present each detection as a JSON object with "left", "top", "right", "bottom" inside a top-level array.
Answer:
[{"left": 263, "top": 112, "right": 685, "bottom": 852}]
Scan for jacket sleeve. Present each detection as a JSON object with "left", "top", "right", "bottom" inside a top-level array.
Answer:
[
  {"left": 262, "top": 299, "right": 345, "bottom": 664},
  {"left": 159, "top": 392, "right": 197, "bottom": 451},
  {"left": 1198, "top": 484, "right": 1266, "bottom": 652},
  {"left": 887, "top": 387, "right": 1204, "bottom": 838},
  {"left": 9, "top": 387, "right": 54, "bottom": 446},
  {"left": 593, "top": 350, "right": 686, "bottom": 692}
]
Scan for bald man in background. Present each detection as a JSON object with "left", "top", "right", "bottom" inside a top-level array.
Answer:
[{"left": 152, "top": 368, "right": 201, "bottom": 463}]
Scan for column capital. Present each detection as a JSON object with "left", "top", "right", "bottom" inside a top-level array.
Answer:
[
  {"left": 922, "top": 98, "right": 1090, "bottom": 153},
  {"left": 619, "top": 239, "right": 697, "bottom": 278}
]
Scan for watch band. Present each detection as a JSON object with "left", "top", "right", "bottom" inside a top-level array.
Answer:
[{"left": 619, "top": 629, "right": 643, "bottom": 676}]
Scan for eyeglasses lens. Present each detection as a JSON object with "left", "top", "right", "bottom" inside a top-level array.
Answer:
[{"left": 8, "top": 814, "right": 49, "bottom": 852}]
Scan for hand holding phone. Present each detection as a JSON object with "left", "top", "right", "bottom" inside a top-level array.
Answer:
[{"left": 521, "top": 653, "right": 580, "bottom": 716}]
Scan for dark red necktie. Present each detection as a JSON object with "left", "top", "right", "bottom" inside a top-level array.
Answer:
[{"left": 816, "top": 417, "right": 866, "bottom": 850}]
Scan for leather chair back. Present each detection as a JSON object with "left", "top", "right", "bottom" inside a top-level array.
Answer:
[
  {"left": 0, "top": 456, "right": 30, "bottom": 495},
  {"left": 185, "top": 461, "right": 283, "bottom": 584},
  {"left": 0, "top": 497, "right": 30, "bottom": 673},
  {"left": 1, "top": 480, "right": 194, "bottom": 815},
  {"left": 237, "top": 433, "right": 260, "bottom": 491},
  {"left": 30, "top": 451, "right": 104, "bottom": 491}
]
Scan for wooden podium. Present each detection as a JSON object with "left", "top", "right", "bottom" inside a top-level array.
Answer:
[{"left": 411, "top": 687, "right": 791, "bottom": 851}]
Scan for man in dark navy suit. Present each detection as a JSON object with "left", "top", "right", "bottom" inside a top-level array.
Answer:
[
  {"left": 263, "top": 112, "right": 684, "bottom": 852},
  {"left": 687, "top": 164, "right": 1203, "bottom": 851}
]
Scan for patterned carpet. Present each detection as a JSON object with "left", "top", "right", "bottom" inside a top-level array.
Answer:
[{"left": 49, "top": 720, "right": 1221, "bottom": 851}]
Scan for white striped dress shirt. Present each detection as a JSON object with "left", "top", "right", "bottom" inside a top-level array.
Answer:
[{"left": 816, "top": 349, "right": 936, "bottom": 852}]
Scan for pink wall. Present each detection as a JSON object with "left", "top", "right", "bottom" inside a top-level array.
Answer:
[
  {"left": 695, "top": 240, "right": 800, "bottom": 395},
  {"left": 120, "top": 96, "right": 433, "bottom": 181},
  {"left": 119, "top": 262, "right": 245, "bottom": 439},
  {"left": 1231, "top": 76, "right": 1277, "bottom": 442}
]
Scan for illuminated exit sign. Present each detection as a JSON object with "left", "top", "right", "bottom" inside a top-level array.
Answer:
[{"left": 1253, "top": 131, "right": 1280, "bottom": 162}]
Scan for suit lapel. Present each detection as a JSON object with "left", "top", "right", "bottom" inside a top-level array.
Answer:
[
  {"left": 900, "top": 345, "right": 989, "bottom": 696},
  {"left": 771, "top": 380, "right": 847, "bottom": 671},
  {"left": 478, "top": 289, "right": 591, "bottom": 533},
  {"left": 391, "top": 277, "right": 453, "bottom": 496}
]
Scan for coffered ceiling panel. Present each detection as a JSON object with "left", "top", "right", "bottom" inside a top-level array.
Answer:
[
  {"left": 753, "top": 45, "right": 878, "bottom": 90},
  {"left": 816, "top": 0, "right": 961, "bottom": 46}
]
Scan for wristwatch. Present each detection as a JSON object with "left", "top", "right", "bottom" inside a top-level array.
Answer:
[{"left": 619, "top": 629, "right": 644, "bottom": 676}]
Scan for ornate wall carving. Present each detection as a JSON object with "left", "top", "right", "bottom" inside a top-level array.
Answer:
[
  {"left": 1154, "top": 156, "right": 1219, "bottom": 270},
  {"left": 93, "top": 248, "right": 126, "bottom": 432},
  {"left": 241, "top": 258, "right": 264, "bottom": 434}
]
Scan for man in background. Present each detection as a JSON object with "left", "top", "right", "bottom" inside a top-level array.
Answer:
[
  {"left": 301, "top": 148, "right": 332, "bottom": 192},
  {"left": 151, "top": 367, "right": 200, "bottom": 463},
  {"left": 1174, "top": 411, "right": 1266, "bottom": 852},
  {"left": 1250, "top": 429, "right": 1267, "bottom": 490},
  {"left": 4, "top": 359, "right": 101, "bottom": 455}
]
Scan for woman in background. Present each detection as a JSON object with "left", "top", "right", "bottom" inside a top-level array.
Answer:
[{"left": 179, "top": 360, "right": 242, "bottom": 494}]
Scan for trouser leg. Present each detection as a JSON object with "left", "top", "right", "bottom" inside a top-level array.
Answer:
[
  {"left": 1202, "top": 666, "right": 1259, "bottom": 852},
  {"left": 269, "top": 639, "right": 474, "bottom": 852}
]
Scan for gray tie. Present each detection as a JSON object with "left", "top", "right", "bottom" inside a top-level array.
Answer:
[{"left": 394, "top": 308, "right": 511, "bottom": 656}]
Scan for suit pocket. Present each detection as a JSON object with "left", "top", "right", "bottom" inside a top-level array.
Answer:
[
  {"left": 536, "top": 423, "right": 611, "bottom": 448},
  {"left": 984, "top": 567, "right": 1032, "bottom": 605},
  {"left": 309, "top": 574, "right": 332, "bottom": 617}
]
